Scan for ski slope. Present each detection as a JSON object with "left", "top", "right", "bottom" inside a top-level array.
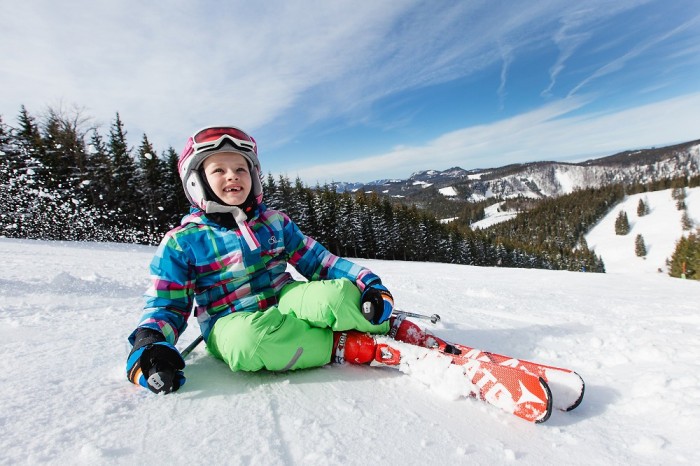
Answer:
[
  {"left": 1, "top": 235, "right": 698, "bottom": 465},
  {"left": 586, "top": 187, "right": 700, "bottom": 274}
]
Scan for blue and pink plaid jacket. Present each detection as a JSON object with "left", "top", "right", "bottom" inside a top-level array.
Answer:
[{"left": 129, "top": 205, "right": 380, "bottom": 345}]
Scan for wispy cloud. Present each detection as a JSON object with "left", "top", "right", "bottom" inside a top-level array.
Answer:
[
  {"left": 541, "top": 9, "right": 594, "bottom": 97},
  {"left": 0, "top": 1, "right": 645, "bottom": 148},
  {"left": 296, "top": 92, "right": 700, "bottom": 183},
  {"left": 1, "top": 0, "right": 698, "bottom": 175},
  {"left": 568, "top": 13, "right": 700, "bottom": 97},
  {"left": 497, "top": 44, "right": 514, "bottom": 110}
]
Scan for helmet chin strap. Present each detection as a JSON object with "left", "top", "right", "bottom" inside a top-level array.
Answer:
[{"left": 204, "top": 201, "right": 260, "bottom": 251}]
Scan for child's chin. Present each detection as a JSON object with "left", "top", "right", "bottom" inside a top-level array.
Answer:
[{"left": 221, "top": 195, "right": 246, "bottom": 205}]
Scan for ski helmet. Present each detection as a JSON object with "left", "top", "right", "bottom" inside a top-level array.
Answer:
[{"left": 178, "top": 126, "right": 263, "bottom": 209}]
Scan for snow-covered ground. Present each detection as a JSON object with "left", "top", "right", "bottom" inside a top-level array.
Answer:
[
  {"left": 472, "top": 188, "right": 700, "bottom": 271},
  {"left": 439, "top": 186, "right": 458, "bottom": 197},
  {"left": 586, "top": 187, "right": 700, "bottom": 274},
  {"left": 1, "top": 233, "right": 699, "bottom": 464},
  {"left": 471, "top": 201, "right": 519, "bottom": 229}
]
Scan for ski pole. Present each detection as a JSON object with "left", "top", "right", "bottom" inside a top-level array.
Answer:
[
  {"left": 180, "top": 334, "right": 204, "bottom": 358},
  {"left": 393, "top": 309, "right": 441, "bottom": 324}
]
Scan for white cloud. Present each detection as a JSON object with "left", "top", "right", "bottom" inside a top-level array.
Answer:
[
  {"left": 2, "top": 0, "right": 698, "bottom": 176},
  {"left": 296, "top": 92, "right": 700, "bottom": 183},
  {"left": 1, "top": 1, "right": 651, "bottom": 147},
  {"left": 568, "top": 13, "right": 700, "bottom": 97}
]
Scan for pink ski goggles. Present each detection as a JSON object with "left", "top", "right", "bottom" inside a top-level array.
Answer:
[{"left": 179, "top": 126, "right": 257, "bottom": 174}]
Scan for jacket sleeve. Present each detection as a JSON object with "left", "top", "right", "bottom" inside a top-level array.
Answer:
[
  {"left": 128, "top": 232, "right": 195, "bottom": 346},
  {"left": 281, "top": 213, "right": 380, "bottom": 291}
]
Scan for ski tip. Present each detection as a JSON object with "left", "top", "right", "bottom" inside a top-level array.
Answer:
[
  {"left": 535, "top": 377, "right": 553, "bottom": 424},
  {"left": 564, "top": 372, "right": 585, "bottom": 412}
]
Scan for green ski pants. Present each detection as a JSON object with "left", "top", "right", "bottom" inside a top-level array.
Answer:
[{"left": 207, "top": 278, "right": 389, "bottom": 372}]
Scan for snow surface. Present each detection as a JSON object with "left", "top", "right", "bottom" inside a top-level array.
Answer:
[
  {"left": 471, "top": 201, "right": 519, "bottom": 229},
  {"left": 1, "top": 230, "right": 699, "bottom": 465},
  {"left": 554, "top": 169, "right": 575, "bottom": 195},
  {"left": 439, "top": 186, "right": 458, "bottom": 197},
  {"left": 587, "top": 187, "right": 700, "bottom": 274}
]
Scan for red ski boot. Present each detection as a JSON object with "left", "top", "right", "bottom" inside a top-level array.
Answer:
[{"left": 332, "top": 331, "right": 401, "bottom": 366}]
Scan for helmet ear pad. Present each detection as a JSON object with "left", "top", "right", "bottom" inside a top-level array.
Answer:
[{"left": 183, "top": 170, "right": 208, "bottom": 210}]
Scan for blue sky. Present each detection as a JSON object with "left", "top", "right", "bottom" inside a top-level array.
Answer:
[{"left": 1, "top": 0, "right": 699, "bottom": 183}]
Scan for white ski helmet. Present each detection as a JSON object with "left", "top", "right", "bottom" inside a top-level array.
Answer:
[{"left": 178, "top": 125, "right": 263, "bottom": 209}]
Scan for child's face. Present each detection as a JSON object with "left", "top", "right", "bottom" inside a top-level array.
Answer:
[{"left": 202, "top": 152, "right": 252, "bottom": 206}]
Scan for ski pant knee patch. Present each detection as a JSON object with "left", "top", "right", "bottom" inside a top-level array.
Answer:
[{"left": 278, "top": 278, "right": 389, "bottom": 334}]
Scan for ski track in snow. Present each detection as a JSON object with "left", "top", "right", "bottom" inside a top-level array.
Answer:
[{"left": 1, "top": 189, "right": 699, "bottom": 465}]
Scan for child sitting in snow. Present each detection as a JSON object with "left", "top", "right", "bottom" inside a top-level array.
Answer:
[{"left": 126, "top": 126, "right": 395, "bottom": 393}]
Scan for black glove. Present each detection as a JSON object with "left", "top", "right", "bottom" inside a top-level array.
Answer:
[
  {"left": 126, "top": 328, "right": 186, "bottom": 394},
  {"left": 360, "top": 281, "right": 394, "bottom": 324}
]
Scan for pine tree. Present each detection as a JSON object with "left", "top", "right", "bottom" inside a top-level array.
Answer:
[
  {"left": 337, "top": 192, "right": 358, "bottom": 258},
  {"left": 264, "top": 173, "right": 280, "bottom": 209},
  {"left": 637, "top": 198, "right": 649, "bottom": 216},
  {"left": 635, "top": 234, "right": 647, "bottom": 257},
  {"left": 162, "top": 146, "right": 187, "bottom": 227},
  {"left": 615, "top": 210, "right": 630, "bottom": 235},
  {"left": 108, "top": 113, "right": 138, "bottom": 217},
  {"left": 681, "top": 211, "right": 694, "bottom": 231},
  {"left": 0, "top": 115, "right": 17, "bottom": 235},
  {"left": 671, "top": 187, "right": 686, "bottom": 201},
  {"left": 136, "top": 133, "right": 163, "bottom": 236},
  {"left": 40, "top": 107, "right": 89, "bottom": 191},
  {"left": 11, "top": 106, "right": 50, "bottom": 238},
  {"left": 84, "top": 129, "right": 114, "bottom": 209},
  {"left": 669, "top": 232, "right": 699, "bottom": 279},
  {"left": 15, "top": 106, "right": 44, "bottom": 167}
]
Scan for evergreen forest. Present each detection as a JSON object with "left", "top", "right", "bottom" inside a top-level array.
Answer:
[{"left": 2, "top": 105, "right": 699, "bottom": 276}]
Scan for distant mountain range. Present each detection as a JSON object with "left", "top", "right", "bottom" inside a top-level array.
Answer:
[{"left": 333, "top": 139, "right": 700, "bottom": 203}]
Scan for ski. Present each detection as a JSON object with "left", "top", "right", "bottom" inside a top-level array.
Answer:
[
  {"left": 390, "top": 314, "right": 584, "bottom": 412},
  {"left": 436, "top": 340, "right": 583, "bottom": 412},
  {"left": 370, "top": 336, "right": 553, "bottom": 423}
]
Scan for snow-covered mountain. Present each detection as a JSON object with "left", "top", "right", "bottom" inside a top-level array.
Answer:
[{"left": 339, "top": 139, "right": 700, "bottom": 202}]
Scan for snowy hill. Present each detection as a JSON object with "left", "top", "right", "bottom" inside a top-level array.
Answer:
[
  {"left": 469, "top": 187, "right": 700, "bottom": 268},
  {"left": 470, "top": 201, "right": 519, "bottom": 229},
  {"left": 1, "top": 238, "right": 699, "bottom": 464},
  {"left": 586, "top": 187, "right": 700, "bottom": 274}
]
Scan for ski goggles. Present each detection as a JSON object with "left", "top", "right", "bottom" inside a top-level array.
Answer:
[{"left": 179, "top": 126, "right": 258, "bottom": 174}]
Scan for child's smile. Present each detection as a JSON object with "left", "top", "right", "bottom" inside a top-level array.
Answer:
[{"left": 202, "top": 152, "right": 252, "bottom": 206}]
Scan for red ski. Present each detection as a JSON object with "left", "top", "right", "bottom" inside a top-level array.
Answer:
[
  {"left": 334, "top": 332, "right": 552, "bottom": 423},
  {"left": 389, "top": 314, "right": 585, "bottom": 412}
]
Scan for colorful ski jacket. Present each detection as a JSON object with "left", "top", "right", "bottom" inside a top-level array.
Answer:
[{"left": 129, "top": 205, "right": 380, "bottom": 345}]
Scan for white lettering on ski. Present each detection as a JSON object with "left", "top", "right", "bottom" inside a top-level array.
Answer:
[
  {"left": 515, "top": 380, "right": 545, "bottom": 406},
  {"left": 463, "top": 360, "right": 514, "bottom": 400},
  {"left": 484, "top": 383, "right": 509, "bottom": 405}
]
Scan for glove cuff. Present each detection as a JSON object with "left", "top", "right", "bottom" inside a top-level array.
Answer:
[{"left": 130, "top": 327, "right": 165, "bottom": 356}]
